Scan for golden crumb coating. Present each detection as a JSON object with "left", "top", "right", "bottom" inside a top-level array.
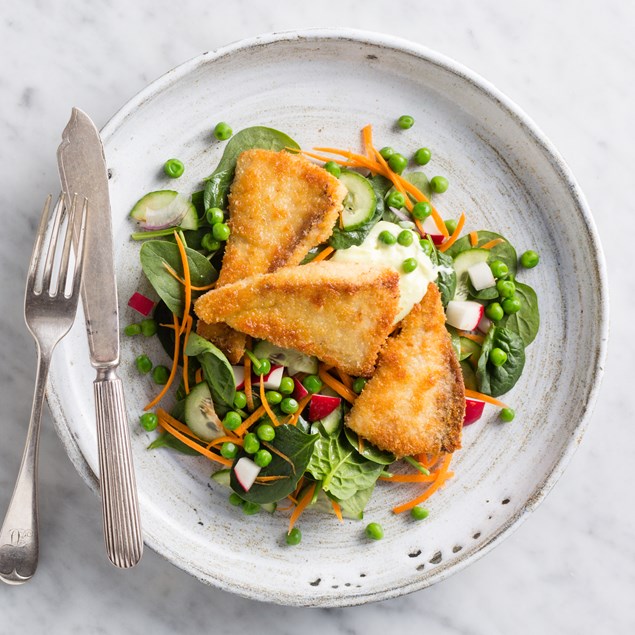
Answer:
[
  {"left": 198, "top": 148, "right": 347, "bottom": 362},
  {"left": 345, "top": 284, "right": 465, "bottom": 457},
  {"left": 194, "top": 261, "right": 400, "bottom": 376}
]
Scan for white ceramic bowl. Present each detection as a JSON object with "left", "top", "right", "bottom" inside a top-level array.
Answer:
[{"left": 47, "top": 29, "right": 608, "bottom": 606}]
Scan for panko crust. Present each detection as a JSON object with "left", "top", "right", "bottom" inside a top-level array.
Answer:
[{"left": 345, "top": 284, "right": 465, "bottom": 457}]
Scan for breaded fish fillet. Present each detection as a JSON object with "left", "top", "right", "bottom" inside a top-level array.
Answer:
[
  {"left": 194, "top": 261, "right": 400, "bottom": 376},
  {"left": 197, "top": 149, "right": 347, "bottom": 363},
  {"left": 345, "top": 284, "right": 464, "bottom": 457}
]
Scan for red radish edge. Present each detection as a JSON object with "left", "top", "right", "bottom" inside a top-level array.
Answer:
[
  {"left": 293, "top": 377, "right": 309, "bottom": 400},
  {"left": 128, "top": 292, "right": 154, "bottom": 317},
  {"left": 308, "top": 394, "right": 341, "bottom": 422},
  {"left": 232, "top": 366, "right": 245, "bottom": 390},
  {"left": 234, "top": 457, "right": 261, "bottom": 492},
  {"left": 463, "top": 398, "right": 485, "bottom": 426},
  {"left": 262, "top": 365, "right": 284, "bottom": 390}
]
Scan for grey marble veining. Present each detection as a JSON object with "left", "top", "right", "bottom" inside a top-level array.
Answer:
[{"left": 0, "top": 0, "right": 634, "bottom": 633}]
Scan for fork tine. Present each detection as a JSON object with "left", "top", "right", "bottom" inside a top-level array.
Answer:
[
  {"left": 69, "top": 197, "right": 89, "bottom": 299},
  {"left": 58, "top": 194, "right": 78, "bottom": 297},
  {"left": 26, "top": 195, "right": 53, "bottom": 291},
  {"left": 41, "top": 193, "right": 66, "bottom": 295}
]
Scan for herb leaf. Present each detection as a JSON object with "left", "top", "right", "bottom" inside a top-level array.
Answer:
[
  {"left": 432, "top": 248, "right": 457, "bottom": 306},
  {"left": 476, "top": 326, "right": 526, "bottom": 396}
]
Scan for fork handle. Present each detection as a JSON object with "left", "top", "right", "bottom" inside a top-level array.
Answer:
[
  {"left": 0, "top": 348, "right": 49, "bottom": 585},
  {"left": 94, "top": 369, "right": 143, "bottom": 568}
]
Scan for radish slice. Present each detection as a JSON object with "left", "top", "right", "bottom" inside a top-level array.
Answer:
[
  {"left": 308, "top": 394, "right": 341, "bottom": 422},
  {"left": 234, "top": 457, "right": 261, "bottom": 492},
  {"left": 128, "top": 292, "right": 154, "bottom": 316},
  {"left": 262, "top": 365, "right": 284, "bottom": 390},
  {"left": 464, "top": 398, "right": 485, "bottom": 426},
  {"left": 232, "top": 365, "right": 245, "bottom": 390},
  {"left": 468, "top": 261, "right": 496, "bottom": 291},
  {"left": 293, "top": 377, "right": 309, "bottom": 400},
  {"left": 421, "top": 216, "right": 445, "bottom": 244},
  {"left": 446, "top": 300, "right": 484, "bottom": 331},
  {"left": 477, "top": 314, "right": 493, "bottom": 334}
]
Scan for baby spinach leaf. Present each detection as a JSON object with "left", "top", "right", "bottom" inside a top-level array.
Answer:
[
  {"left": 203, "top": 126, "right": 300, "bottom": 210},
  {"left": 147, "top": 432, "right": 200, "bottom": 456},
  {"left": 432, "top": 249, "right": 457, "bottom": 306},
  {"left": 307, "top": 430, "right": 383, "bottom": 500},
  {"left": 499, "top": 282, "right": 540, "bottom": 346},
  {"left": 344, "top": 428, "right": 396, "bottom": 465},
  {"left": 476, "top": 326, "right": 526, "bottom": 397},
  {"left": 332, "top": 485, "right": 376, "bottom": 520},
  {"left": 185, "top": 332, "right": 236, "bottom": 406},
  {"left": 329, "top": 174, "right": 386, "bottom": 249},
  {"left": 230, "top": 425, "right": 317, "bottom": 505},
  {"left": 446, "top": 230, "right": 518, "bottom": 277},
  {"left": 140, "top": 240, "right": 217, "bottom": 317}
]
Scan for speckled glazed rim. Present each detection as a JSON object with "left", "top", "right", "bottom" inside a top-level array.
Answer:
[{"left": 47, "top": 28, "right": 608, "bottom": 605}]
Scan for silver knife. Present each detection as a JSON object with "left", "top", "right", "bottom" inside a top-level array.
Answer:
[{"left": 57, "top": 108, "right": 143, "bottom": 568}]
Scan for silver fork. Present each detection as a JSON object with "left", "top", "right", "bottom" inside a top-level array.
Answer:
[{"left": 0, "top": 193, "right": 87, "bottom": 585}]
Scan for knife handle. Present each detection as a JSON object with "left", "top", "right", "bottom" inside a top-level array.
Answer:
[{"left": 94, "top": 370, "right": 143, "bottom": 568}]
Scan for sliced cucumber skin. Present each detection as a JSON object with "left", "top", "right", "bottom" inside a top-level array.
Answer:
[
  {"left": 129, "top": 190, "right": 198, "bottom": 230},
  {"left": 317, "top": 405, "right": 342, "bottom": 435},
  {"left": 453, "top": 249, "right": 490, "bottom": 301},
  {"left": 339, "top": 170, "right": 377, "bottom": 231},
  {"left": 211, "top": 468, "right": 231, "bottom": 487},
  {"left": 184, "top": 382, "right": 223, "bottom": 442},
  {"left": 179, "top": 202, "right": 199, "bottom": 230},
  {"left": 252, "top": 340, "right": 318, "bottom": 374}
]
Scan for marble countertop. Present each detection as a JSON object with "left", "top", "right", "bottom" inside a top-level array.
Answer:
[{"left": 1, "top": 0, "right": 633, "bottom": 633}]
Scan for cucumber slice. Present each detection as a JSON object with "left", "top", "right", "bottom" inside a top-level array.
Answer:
[
  {"left": 339, "top": 170, "right": 377, "bottom": 230},
  {"left": 459, "top": 336, "right": 482, "bottom": 361},
  {"left": 261, "top": 502, "right": 277, "bottom": 514},
  {"left": 211, "top": 468, "right": 231, "bottom": 487},
  {"left": 184, "top": 382, "right": 224, "bottom": 441},
  {"left": 317, "top": 404, "right": 343, "bottom": 435},
  {"left": 252, "top": 340, "right": 318, "bottom": 374},
  {"left": 130, "top": 190, "right": 199, "bottom": 230},
  {"left": 453, "top": 248, "right": 490, "bottom": 301}
]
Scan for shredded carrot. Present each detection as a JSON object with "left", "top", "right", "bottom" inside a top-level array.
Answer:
[
  {"left": 393, "top": 174, "right": 448, "bottom": 237},
  {"left": 159, "top": 322, "right": 176, "bottom": 330},
  {"left": 439, "top": 212, "right": 466, "bottom": 252},
  {"left": 233, "top": 404, "right": 266, "bottom": 437},
  {"left": 336, "top": 368, "right": 354, "bottom": 390},
  {"left": 469, "top": 231, "right": 479, "bottom": 247},
  {"left": 254, "top": 475, "right": 289, "bottom": 483},
  {"left": 357, "top": 435, "right": 365, "bottom": 453},
  {"left": 298, "top": 149, "right": 358, "bottom": 168},
  {"left": 182, "top": 315, "right": 193, "bottom": 395},
  {"left": 361, "top": 124, "right": 374, "bottom": 160},
  {"left": 244, "top": 355, "right": 254, "bottom": 412},
  {"left": 207, "top": 435, "right": 244, "bottom": 449},
  {"left": 276, "top": 501, "right": 294, "bottom": 512},
  {"left": 416, "top": 453, "right": 441, "bottom": 469},
  {"left": 311, "top": 246, "right": 334, "bottom": 263},
  {"left": 392, "top": 454, "right": 453, "bottom": 514},
  {"left": 318, "top": 366, "right": 357, "bottom": 403},
  {"left": 464, "top": 389, "right": 509, "bottom": 408},
  {"left": 173, "top": 231, "right": 191, "bottom": 336},
  {"left": 195, "top": 368, "right": 203, "bottom": 384},
  {"left": 379, "top": 472, "right": 436, "bottom": 483},
  {"left": 481, "top": 237, "right": 505, "bottom": 250},
  {"left": 262, "top": 441, "right": 296, "bottom": 474},
  {"left": 331, "top": 499, "right": 344, "bottom": 523},
  {"left": 162, "top": 262, "right": 216, "bottom": 291},
  {"left": 288, "top": 394, "right": 312, "bottom": 426},
  {"left": 313, "top": 147, "right": 385, "bottom": 172},
  {"left": 289, "top": 483, "right": 317, "bottom": 532},
  {"left": 260, "top": 377, "right": 281, "bottom": 426},
  {"left": 157, "top": 412, "right": 232, "bottom": 466},
  {"left": 458, "top": 331, "right": 485, "bottom": 344},
  {"left": 156, "top": 408, "right": 200, "bottom": 440},
  {"left": 145, "top": 314, "right": 181, "bottom": 411}
]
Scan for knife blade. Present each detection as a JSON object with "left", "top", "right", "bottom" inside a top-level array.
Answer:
[{"left": 57, "top": 108, "right": 143, "bottom": 568}]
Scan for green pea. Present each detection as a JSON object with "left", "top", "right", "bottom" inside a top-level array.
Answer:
[
  {"left": 485, "top": 302, "right": 504, "bottom": 321},
  {"left": 266, "top": 390, "right": 282, "bottom": 405},
  {"left": 254, "top": 449, "right": 272, "bottom": 468},
  {"left": 419, "top": 239, "right": 434, "bottom": 256},
  {"left": 135, "top": 354, "right": 152, "bottom": 374},
  {"left": 124, "top": 323, "right": 141, "bottom": 336},
  {"left": 152, "top": 365, "right": 170, "bottom": 385},
  {"left": 323, "top": 161, "right": 341, "bottom": 177},
  {"left": 412, "top": 201, "right": 432, "bottom": 220},
  {"left": 388, "top": 153, "right": 408, "bottom": 174},
  {"left": 286, "top": 527, "right": 302, "bottom": 545},
  {"left": 500, "top": 407, "right": 516, "bottom": 422},
  {"left": 206, "top": 207, "right": 224, "bottom": 225},
  {"left": 201, "top": 232, "right": 221, "bottom": 252},
  {"left": 256, "top": 424, "right": 276, "bottom": 442},
  {"left": 302, "top": 375, "right": 323, "bottom": 394},
  {"left": 502, "top": 296, "right": 522, "bottom": 314},
  {"left": 379, "top": 146, "right": 395, "bottom": 160},
  {"left": 242, "top": 501, "right": 260, "bottom": 515},
  {"left": 365, "top": 522, "right": 384, "bottom": 540},
  {"left": 243, "top": 433, "right": 260, "bottom": 454},
  {"left": 402, "top": 257, "right": 418, "bottom": 273},
  {"left": 398, "top": 230, "right": 414, "bottom": 247},
  {"left": 520, "top": 250, "right": 540, "bottom": 268},
  {"left": 489, "top": 260, "right": 509, "bottom": 278},
  {"left": 214, "top": 122, "right": 233, "bottom": 141},
  {"left": 413, "top": 147, "right": 431, "bottom": 165},
  {"left": 212, "top": 222, "right": 231, "bottom": 242},
  {"left": 430, "top": 176, "right": 449, "bottom": 193},
  {"left": 444, "top": 219, "right": 457, "bottom": 234},
  {"left": 233, "top": 391, "right": 247, "bottom": 410},
  {"left": 386, "top": 191, "right": 406, "bottom": 209},
  {"left": 222, "top": 411, "right": 242, "bottom": 431},
  {"left": 163, "top": 158, "right": 184, "bottom": 178},
  {"left": 280, "top": 397, "right": 299, "bottom": 414},
  {"left": 497, "top": 280, "right": 516, "bottom": 298},
  {"left": 253, "top": 358, "right": 271, "bottom": 376},
  {"left": 353, "top": 377, "right": 367, "bottom": 394},
  {"left": 410, "top": 506, "right": 429, "bottom": 521},
  {"left": 228, "top": 492, "right": 243, "bottom": 506},
  {"left": 220, "top": 442, "right": 239, "bottom": 459},
  {"left": 140, "top": 318, "right": 157, "bottom": 337},
  {"left": 397, "top": 115, "right": 414, "bottom": 129},
  {"left": 378, "top": 230, "right": 397, "bottom": 245},
  {"left": 139, "top": 412, "right": 158, "bottom": 431},
  {"left": 490, "top": 347, "right": 508, "bottom": 366},
  {"left": 278, "top": 377, "right": 295, "bottom": 395}
]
